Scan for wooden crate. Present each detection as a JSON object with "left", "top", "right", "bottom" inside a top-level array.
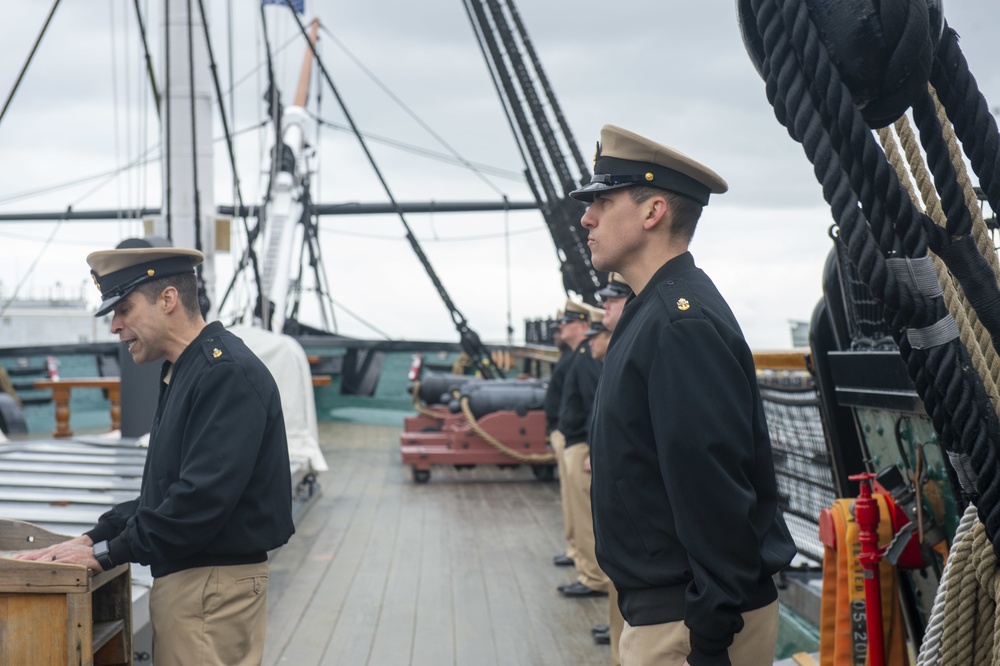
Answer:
[{"left": 0, "top": 519, "right": 132, "bottom": 666}]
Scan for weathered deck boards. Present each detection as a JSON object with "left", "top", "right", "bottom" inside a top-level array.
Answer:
[{"left": 265, "top": 420, "right": 610, "bottom": 666}]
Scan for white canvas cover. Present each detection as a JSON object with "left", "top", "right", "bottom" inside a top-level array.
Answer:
[{"left": 230, "top": 325, "right": 329, "bottom": 471}]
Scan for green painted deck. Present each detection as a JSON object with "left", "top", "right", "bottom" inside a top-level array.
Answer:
[{"left": 265, "top": 420, "right": 611, "bottom": 666}]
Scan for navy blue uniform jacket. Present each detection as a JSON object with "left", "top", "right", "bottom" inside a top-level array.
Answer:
[
  {"left": 590, "top": 253, "right": 794, "bottom": 666},
  {"left": 88, "top": 321, "right": 295, "bottom": 578},
  {"left": 559, "top": 339, "right": 602, "bottom": 447},
  {"left": 544, "top": 349, "right": 575, "bottom": 434}
]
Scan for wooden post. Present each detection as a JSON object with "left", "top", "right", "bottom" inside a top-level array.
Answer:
[{"left": 33, "top": 379, "right": 123, "bottom": 438}]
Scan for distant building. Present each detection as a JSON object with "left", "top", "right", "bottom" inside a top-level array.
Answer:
[
  {"left": 0, "top": 285, "right": 115, "bottom": 348},
  {"left": 789, "top": 320, "right": 810, "bottom": 349}
]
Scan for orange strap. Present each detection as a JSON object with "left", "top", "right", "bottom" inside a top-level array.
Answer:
[{"left": 819, "top": 497, "right": 908, "bottom": 666}]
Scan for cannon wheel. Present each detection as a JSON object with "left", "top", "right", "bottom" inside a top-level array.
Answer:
[
  {"left": 412, "top": 468, "right": 431, "bottom": 484},
  {"left": 532, "top": 465, "right": 555, "bottom": 481}
]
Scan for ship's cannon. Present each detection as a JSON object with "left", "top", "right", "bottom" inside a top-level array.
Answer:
[
  {"left": 409, "top": 373, "right": 470, "bottom": 406},
  {"left": 401, "top": 375, "right": 555, "bottom": 483},
  {"left": 405, "top": 373, "right": 547, "bottom": 432},
  {"left": 448, "top": 381, "right": 547, "bottom": 418}
]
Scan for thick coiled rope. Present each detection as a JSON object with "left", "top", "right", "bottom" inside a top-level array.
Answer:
[
  {"left": 749, "top": 0, "right": 1000, "bottom": 553},
  {"left": 878, "top": 114, "right": 1000, "bottom": 414},
  {"left": 930, "top": 25, "right": 1000, "bottom": 217},
  {"left": 916, "top": 503, "right": 980, "bottom": 666},
  {"left": 907, "top": 86, "right": 1000, "bottom": 359},
  {"left": 934, "top": 516, "right": 1000, "bottom": 664}
]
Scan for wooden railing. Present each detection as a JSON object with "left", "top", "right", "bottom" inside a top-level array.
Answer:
[
  {"left": 33, "top": 379, "right": 121, "bottom": 439},
  {"left": 34, "top": 374, "right": 332, "bottom": 439}
]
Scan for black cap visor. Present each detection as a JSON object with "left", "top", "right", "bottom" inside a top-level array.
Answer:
[
  {"left": 597, "top": 284, "right": 631, "bottom": 300},
  {"left": 569, "top": 156, "right": 712, "bottom": 205},
  {"left": 93, "top": 256, "right": 196, "bottom": 317}
]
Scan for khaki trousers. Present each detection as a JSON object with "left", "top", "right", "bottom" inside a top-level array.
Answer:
[
  {"left": 609, "top": 585, "right": 624, "bottom": 666},
  {"left": 563, "top": 442, "right": 609, "bottom": 592},
  {"left": 551, "top": 430, "right": 577, "bottom": 560},
  {"left": 149, "top": 562, "right": 270, "bottom": 666},
  {"left": 620, "top": 600, "right": 778, "bottom": 666}
]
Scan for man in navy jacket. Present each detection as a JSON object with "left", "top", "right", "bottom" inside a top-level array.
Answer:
[
  {"left": 572, "top": 125, "right": 795, "bottom": 666},
  {"left": 18, "top": 246, "right": 294, "bottom": 666}
]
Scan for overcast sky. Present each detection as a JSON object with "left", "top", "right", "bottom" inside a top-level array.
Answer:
[{"left": 0, "top": 1, "right": 997, "bottom": 348}]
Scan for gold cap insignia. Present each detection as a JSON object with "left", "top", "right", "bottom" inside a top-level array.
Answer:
[
  {"left": 92, "top": 275, "right": 101, "bottom": 290},
  {"left": 645, "top": 172, "right": 654, "bottom": 182},
  {"left": 677, "top": 298, "right": 691, "bottom": 311},
  {"left": 147, "top": 269, "right": 155, "bottom": 277},
  {"left": 212, "top": 348, "right": 222, "bottom": 359}
]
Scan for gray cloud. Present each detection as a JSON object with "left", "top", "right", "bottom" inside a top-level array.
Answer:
[{"left": 0, "top": 1, "right": 997, "bottom": 347}]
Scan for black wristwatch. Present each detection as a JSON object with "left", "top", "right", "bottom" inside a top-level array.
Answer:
[{"left": 93, "top": 540, "right": 115, "bottom": 570}]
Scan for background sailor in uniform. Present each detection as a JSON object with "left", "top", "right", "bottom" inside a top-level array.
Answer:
[
  {"left": 16, "top": 246, "right": 295, "bottom": 666},
  {"left": 545, "top": 300, "right": 592, "bottom": 569},
  {"left": 556, "top": 301, "right": 610, "bottom": 599},
  {"left": 598, "top": 272, "right": 631, "bottom": 333},
  {"left": 573, "top": 125, "right": 795, "bottom": 666},
  {"left": 587, "top": 273, "right": 632, "bottom": 662}
]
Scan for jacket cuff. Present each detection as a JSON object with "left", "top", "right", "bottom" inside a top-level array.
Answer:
[
  {"left": 86, "top": 522, "right": 118, "bottom": 544},
  {"left": 689, "top": 630, "right": 733, "bottom": 666},
  {"left": 108, "top": 537, "right": 132, "bottom": 568}
]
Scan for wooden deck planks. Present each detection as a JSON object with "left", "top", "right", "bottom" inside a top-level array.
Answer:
[{"left": 265, "top": 421, "right": 611, "bottom": 666}]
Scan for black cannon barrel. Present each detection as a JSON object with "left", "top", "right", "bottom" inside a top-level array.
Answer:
[
  {"left": 412, "top": 374, "right": 472, "bottom": 405},
  {"left": 453, "top": 383, "right": 549, "bottom": 418}
]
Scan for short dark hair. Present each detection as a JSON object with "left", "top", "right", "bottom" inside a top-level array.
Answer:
[
  {"left": 134, "top": 272, "right": 201, "bottom": 318},
  {"left": 627, "top": 186, "right": 704, "bottom": 242}
]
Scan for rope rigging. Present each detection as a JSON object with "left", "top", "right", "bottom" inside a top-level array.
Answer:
[
  {"left": 185, "top": 0, "right": 207, "bottom": 316},
  {"left": 741, "top": 0, "right": 1000, "bottom": 557},
  {"left": 318, "top": 23, "right": 511, "bottom": 199},
  {"left": 193, "top": 0, "right": 265, "bottom": 321},
  {"left": 279, "top": 0, "right": 501, "bottom": 378},
  {"left": 0, "top": 0, "right": 63, "bottom": 131},
  {"left": 462, "top": 0, "right": 602, "bottom": 305},
  {"left": 737, "top": 5, "right": 1000, "bottom": 662},
  {"left": 131, "top": 0, "right": 160, "bottom": 119}
]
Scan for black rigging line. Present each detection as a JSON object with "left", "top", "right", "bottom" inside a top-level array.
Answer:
[
  {"left": 186, "top": 0, "right": 207, "bottom": 317},
  {"left": 0, "top": 121, "right": 267, "bottom": 208},
  {"left": 281, "top": 0, "right": 500, "bottom": 378},
  {"left": 505, "top": 0, "right": 589, "bottom": 184},
  {"left": 485, "top": 0, "right": 572, "bottom": 195},
  {"left": 461, "top": 0, "right": 537, "bottom": 199},
  {"left": 319, "top": 24, "right": 507, "bottom": 198},
  {"left": 0, "top": 216, "right": 66, "bottom": 319},
  {"left": 296, "top": 178, "right": 338, "bottom": 333},
  {"left": 258, "top": 2, "right": 284, "bottom": 329},
  {"left": 224, "top": 33, "right": 300, "bottom": 101},
  {"left": 309, "top": 113, "right": 524, "bottom": 181},
  {"left": 0, "top": 145, "right": 160, "bottom": 206},
  {"left": 0, "top": 0, "right": 63, "bottom": 130},
  {"left": 164, "top": 0, "right": 173, "bottom": 240},
  {"left": 463, "top": 0, "right": 599, "bottom": 303},
  {"left": 194, "top": 0, "right": 264, "bottom": 317},
  {"left": 132, "top": 0, "right": 161, "bottom": 119}
]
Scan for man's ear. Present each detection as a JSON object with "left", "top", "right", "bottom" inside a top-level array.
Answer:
[
  {"left": 642, "top": 195, "right": 669, "bottom": 231},
  {"left": 160, "top": 286, "right": 180, "bottom": 313}
]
